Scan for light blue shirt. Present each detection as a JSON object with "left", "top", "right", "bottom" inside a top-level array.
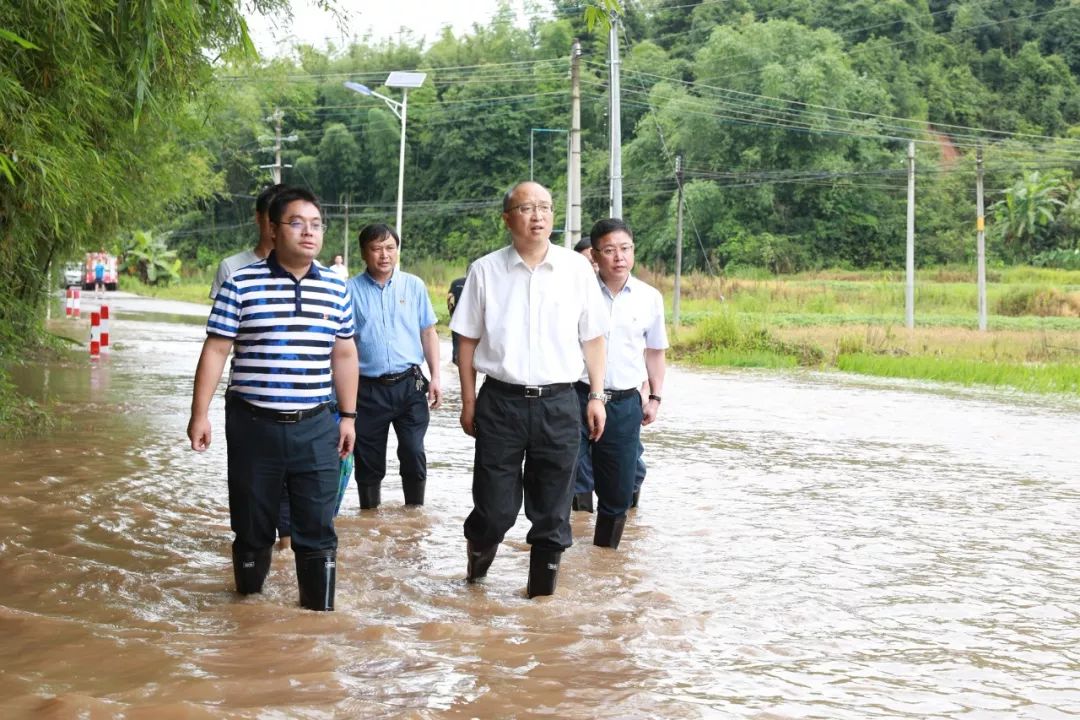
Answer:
[{"left": 347, "top": 269, "right": 436, "bottom": 377}]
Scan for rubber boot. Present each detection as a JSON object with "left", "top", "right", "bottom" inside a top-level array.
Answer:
[
  {"left": 466, "top": 540, "right": 498, "bottom": 583},
  {"left": 593, "top": 513, "right": 628, "bottom": 549},
  {"left": 232, "top": 546, "right": 272, "bottom": 595},
  {"left": 571, "top": 491, "right": 594, "bottom": 513},
  {"left": 630, "top": 490, "right": 640, "bottom": 509},
  {"left": 358, "top": 484, "right": 381, "bottom": 510},
  {"left": 403, "top": 480, "right": 426, "bottom": 506},
  {"left": 526, "top": 547, "right": 562, "bottom": 598},
  {"left": 295, "top": 549, "right": 336, "bottom": 611}
]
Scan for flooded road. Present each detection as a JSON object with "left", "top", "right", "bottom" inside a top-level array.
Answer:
[{"left": 1, "top": 293, "right": 1078, "bottom": 718}]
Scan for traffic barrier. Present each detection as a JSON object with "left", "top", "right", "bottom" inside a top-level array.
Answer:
[
  {"left": 72, "top": 286, "right": 81, "bottom": 319},
  {"left": 65, "top": 287, "right": 73, "bottom": 317},
  {"left": 89, "top": 311, "right": 101, "bottom": 359},
  {"left": 100, "top": 304, "right": 110, "bottom": 348}
]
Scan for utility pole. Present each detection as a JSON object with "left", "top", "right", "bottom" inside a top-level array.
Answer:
[
  {"left": 341, "top": 194, "right": 351, "bottom": 272},
  {"left": 976, "top": 146, "right": 987, "bottom": 331},
  {"left": 673, "top": 153, "right": 684, "bottom": 328},
  {"left": 608, "top": 11, "right": 623, "bottom": 218},
  {"left": 906, "top": 140, "right": 915, "bottom": 329},
  {"left": 569, "top": 38, "right": 583, "bottom": 249},
  {"left": 259, "top": 108, "right": 295, "bottom": 183}
]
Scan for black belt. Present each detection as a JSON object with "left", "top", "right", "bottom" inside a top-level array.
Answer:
[
  {"left": 229, "top": 396, "right": 330, "bottom": 424},
  {"left": 361, "top": 365, "right": 420, "bottom": 386},
  {"left": 484, "top": 377, "right": 574, "bottom": 398},
  {"left": 574, "top": 381, "right": 639, "bottom": 402}
]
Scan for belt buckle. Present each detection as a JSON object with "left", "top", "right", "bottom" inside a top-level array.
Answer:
[
  {"left": 276, "top": 409, "right": 301, "bottom": 424},
  {"left": 524, "top": 385, "right": 542, "bottom": 398}
]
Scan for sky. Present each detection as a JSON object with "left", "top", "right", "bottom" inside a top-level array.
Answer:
[{"left": 246, "top": 0, "right": 536, "bottom": 56}]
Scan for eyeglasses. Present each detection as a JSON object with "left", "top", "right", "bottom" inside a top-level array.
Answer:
[
  {"left": 277, "top": 220, "right": 326, "bottom": 233},
  {"left": 598, "top": 244, "right": 634, "bottom": 257},
  {"left": 508, "top": 202, "right": 555, "bottom": 215}
]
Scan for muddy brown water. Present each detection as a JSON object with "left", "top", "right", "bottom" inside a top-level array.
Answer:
[{"left": 1, "top": 293, "right": 1077, "bottom": 718}]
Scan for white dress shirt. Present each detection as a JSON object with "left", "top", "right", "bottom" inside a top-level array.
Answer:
[
  {"left": 450, "top": 243, "right": 608, "bottom": 385},
  {"left": 582, "top": 274, "right": 669, "bottom": 390}
]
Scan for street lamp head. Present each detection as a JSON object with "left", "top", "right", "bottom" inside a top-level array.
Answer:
[
  {"left": 386, "top": 71, "right": 427, "bottom": 89},
  {"left": 343, "top": 81, "right": 374, "bottom": 96}
]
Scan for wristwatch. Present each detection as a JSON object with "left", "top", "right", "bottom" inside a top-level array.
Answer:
[
  {"left": 648, "top": 394, "right": 662, "bottom": 404},
  {"left": 339, "top": 410, "right": 357, "bottom": 418},
  {"left": 587, "top": 391, "right": 607, "bottom": 404}
]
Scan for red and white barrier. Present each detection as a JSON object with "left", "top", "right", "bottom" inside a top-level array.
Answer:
[
  {"left": 66, "top": 286, "right": 82, "bottom": 318},
  {"left": 89, "top": 311, "right": 101, "bottom": 359},
  {"left": 99, "top": 304, "right": 110, "bottom": 349}
]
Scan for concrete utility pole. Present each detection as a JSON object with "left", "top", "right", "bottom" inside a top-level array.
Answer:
[
  {"left": 259, "top": 108, "right": 295, "bottom": 183},
  {"left": 906, "top": 140, "right": 915, "bottom": 329},
  {"left": 341, "top": 194, "right": 351, "bottom": 272},
  {"left": 608, "top": 11, "right": 623, "bottom": 218},
  {"left": 976, "top": 146, "right": 987, "bottom": 331},
  {"left": 674, "top": 153, "right": 684, "bottom": 328},
  {"left": 569, "top": 39, "right": 583, "bottom": 249}
]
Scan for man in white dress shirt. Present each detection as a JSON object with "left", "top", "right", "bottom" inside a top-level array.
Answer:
[
  {"left": 575, "top": 218, "right": 667, "bottom": 550},
  {"left": 449, "top": 181, "right": 608, "bottom": 598}
]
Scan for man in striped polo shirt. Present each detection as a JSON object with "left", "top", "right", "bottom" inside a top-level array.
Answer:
[{"left": 188, "top": 187, "right": 359, "bottom": 611}]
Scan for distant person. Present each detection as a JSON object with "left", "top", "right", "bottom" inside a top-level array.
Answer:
[
  {"left": 447, "top": 271, "right": 468, "bottom": 365},
  {"left": 574, "top": 237, "right": 598, "bottom": 272},
  {"left": 209, "top": 183, "right": 286, "bottom": 300},
  {"left": 208, "top": 183, "right": 293, "bottom": 550},
  {"left": 575, "top": 218, "right": 667, "bottom": 549},
  {"left": 450, "top": 181, "right": 608, "bottom": 598},
  {"left": 187, "top": 187, "right": 357, "bottom": 611},
  {"left": 93, "top": 252, "right": 106, "bottom": 299},
  {"left": 329, "top": 254, "right": 349, "bottom": 280},
  {"left": 347, "top": 223, "right": 441, "bottom": 509}
]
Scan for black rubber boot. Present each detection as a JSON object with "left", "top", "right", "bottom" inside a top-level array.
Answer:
[
  {"left": 526, "top": 547, "right": 562, "bottom": 598},
  {"left": 295, "top": 550, "right": 336, "bottom": 611},
  {"left": 466, "top": 541, "right": 498, "bottom": 583},
  {"left": 232, "top": 546, "right": 272, "bottom": 595},
  {"left": 571, "top": 491, "right": 594, "bottom": 513},
  {"left": 593, "top": 513, "right": 628, "bottom": 549},
  {"left": 403, "top": 480, "right": 426, "bottom": 506},
  {"left": 358, "top": 484, "right": 381, "bottom": 510},
  {"left": 630, "top": 490, "right": 640, "bottom": 509}
]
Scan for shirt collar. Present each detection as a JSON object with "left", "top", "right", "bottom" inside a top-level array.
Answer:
[
  {"left": 599, "top": 272, "right": 634, "bottom": 298},
  {"left": 506, "top": 241, "right": 560, "bottom": 271},
  {"left": 362, "top": 269, "right": 395, "bottom": 287},
  {"left": 266, "top": 250, "right": 322, "bottom": 281}
]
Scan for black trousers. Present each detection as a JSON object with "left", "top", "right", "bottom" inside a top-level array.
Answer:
[
  {"left": 575, "top": 386, "right": 643, "bottom": 517},
  {"left": 225, "top": 399, "right": 339, "bottom": 555},
  {"left": 464, "top": 382, "right": 580, "bottom": 551},
  {"left": 353, "top": 373, "right": 429, "bottom": 490}
]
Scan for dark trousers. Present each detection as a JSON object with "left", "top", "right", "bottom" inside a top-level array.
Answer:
[
  {"left": 354, "top": 373, "right": 429, "bottom": 491},
  {"left": 574, "top": 438, "right": 646, "bottom": 495},
  {"left": 575, "top": 386, "right": 643, "bottom": 517},
  {"left": 225, "top": 400, "right": 339, "bottom": 555},
  {"left": 464, "top": 382, "right": 580, "bottom": 551}
]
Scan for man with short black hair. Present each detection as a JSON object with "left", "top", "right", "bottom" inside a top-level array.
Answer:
[
  {"left": 188, "top": 186, "right": 358, "bottom": 611},
  {"left": 575, "top": 218, "right": 667, "bottom": 550},
  {"left": 450, "top": 181, "right": 608, "bottom": 598},
  {"left": 347, "top": 223, "right": 441, "bottom": 509}
]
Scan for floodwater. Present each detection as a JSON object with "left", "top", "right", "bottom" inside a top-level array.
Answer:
[{"left": 1, "top": 293, "right": 1077, "bottom": 719}]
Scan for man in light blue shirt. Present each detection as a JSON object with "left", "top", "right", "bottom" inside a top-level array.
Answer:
[{"left": 347, "top": 223, "right": 442, "bottom": 509}]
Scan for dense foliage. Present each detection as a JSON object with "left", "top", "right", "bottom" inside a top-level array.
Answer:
[{"left": 6, "top": 0, "right": 1080, "bottom": 343}]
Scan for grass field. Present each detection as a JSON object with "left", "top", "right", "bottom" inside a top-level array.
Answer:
[{"left": 139, "top": 262, "right": 1080, "bottom": 395}]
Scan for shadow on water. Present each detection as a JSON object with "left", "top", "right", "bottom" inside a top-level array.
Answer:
[{"left": 0, "top": 295, "right": 1077, "bottom": 718}]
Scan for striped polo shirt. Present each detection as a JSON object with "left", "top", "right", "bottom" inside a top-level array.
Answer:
[{"left": 206, "top": 251, "right": 355, "bottom": 410}]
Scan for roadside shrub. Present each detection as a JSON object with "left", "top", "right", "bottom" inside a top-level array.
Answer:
[
  {"left": 1031, "top": 248, "right": 1080, "bottom": 270},
  {"left": 995, "top": 286, "right": 1080, "bottom": 317}
]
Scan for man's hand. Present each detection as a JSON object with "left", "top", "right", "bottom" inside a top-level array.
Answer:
[
  {"left": 428, "top": 379, "right": 442, "bottom": 410},
  {"left": 586, "top": 399, "right": 606, "bottom": 441},
  {"left": 460, "top": 403, "right": 476, "bottom": 437},
  {"left": 337, "top": 418, "right": 356, "bottom": 458},
  {"left": 642, "top": 397, "right": 660, "bottom": 426},
  {"left": 188, "top": 415, "right": 212, "bottom": 451}
]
